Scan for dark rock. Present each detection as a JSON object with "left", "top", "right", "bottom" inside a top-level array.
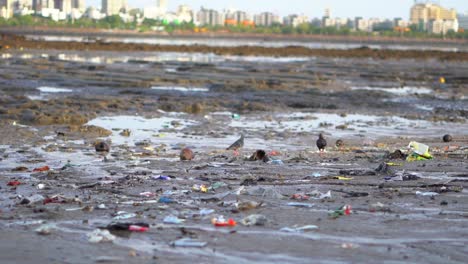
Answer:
[
  {"left": 442, "top": 134, "right": 452, "bottom": 143},
  {"left": 339, "top": 169, "right": 376, "bottom": 176},
  {"left": 387, "top": 150, "right": 407, "bottom": 160},
  {"left": 249, "top": 150, "right": 270, "bottom": 162},
  {"left": 95, "top": 141, "right": 110, "bottom": 152}
]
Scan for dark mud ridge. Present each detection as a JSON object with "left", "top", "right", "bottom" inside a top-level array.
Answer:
[{"left": 1, "top": 33, "right": 468, "bottom": 61}]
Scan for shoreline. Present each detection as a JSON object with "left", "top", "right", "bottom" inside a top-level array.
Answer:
[
  {"left": 1, "top": 26, "right": 467, "bottom": 46},
  {"left": 1, "top": 32, "right": 467, "bottom": 61}
]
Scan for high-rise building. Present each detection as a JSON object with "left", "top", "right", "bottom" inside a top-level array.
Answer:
[
  {"left": 225, "top": 10, "right": 250, "bottom": 24},
  {"left": 196, "top": 7, "right": 224, "bottom": 26},
  {"left": 254, "top": 12, "right": 280, "bottom": 26},
  {"left": 54, "top": 0, "right": 72, "bottom": 14},
  {"left": 0, "top": 0, "right": 14, "bottom": 18},
  {"left": 283, "top": 14, "right": 309, "bottom": 27},
  {"left": 157, "top": 0, "right": 167, "bottom": 13},
  {"left": 32, "top": 0, "right": 54, "bottom": 12},
  {"left": 410, "top": 2, "right": 457, "bottom": 25},
  {"left": 458, "top": 12, "right": 468, "bottom": 30},
  {"left": 102, "top": 0, "right": 127, "bottom": 16},
  {"left": 72, "top": 0, "right": 85, "bottom": 11}
]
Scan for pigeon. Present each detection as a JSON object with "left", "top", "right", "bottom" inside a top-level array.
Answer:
[
  {"left": 316, "top": 133, "right": 327, "bottom": 153},
  {"left": 227, "top": 134, "right": 244, "bottom": 156}
]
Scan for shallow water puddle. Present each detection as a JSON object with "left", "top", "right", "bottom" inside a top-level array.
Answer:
[
  {"left": 37, "top": 86, "right": 73, "bottom": 93},
  {"left": 151, "top": 86, "right": 209, "bottom": 92},
  {"left": 230, "top": 112, "right": 466, "bottom": 138},
  {"left": 351, "top": 86, "right": 433, "bottom": 95}
]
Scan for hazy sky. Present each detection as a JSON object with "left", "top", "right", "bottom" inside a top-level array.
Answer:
[{"left": 88, "top": 1, "right": 467, "bottom": 19}]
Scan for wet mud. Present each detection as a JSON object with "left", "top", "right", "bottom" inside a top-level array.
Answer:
[{"left": 0, "top": 37, "right": 467, "bottom": 263}]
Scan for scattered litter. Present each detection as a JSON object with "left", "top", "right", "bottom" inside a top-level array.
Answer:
[
  {"left": 35, "top": 224, "right": 55, "bottom": 235},
  {"left": 291, "top": 194, "right": 310, "bottom": 200},
  {"left": 334, "top": 176, "right": 353, "bottom": 181},
  {"left": 329, "top": 205, "right": 352, "bottom": 219},
  {"left": 270, "top": 159, "right": 284, "bottom": 165},
  {"left": 415, "top": 191, "right": 439, "bottom": 197},
  {"left": 106, "top": 222, "right": 149, "bottom": 232},
  {"left": 37, "top": 183, "right": 46, "bottom": 190},
  {"left": 307, "top": 190, "right": 332, "bottom": 200},
  {"left": 212, "top": 216, "right": 236, "bottom": 227},
  {"left": 152, "top": 175, "right": 171, "bottom": 180},
  {"left": 192, "top": 184, "right": 208, "bottom": 193},
  {"left": 171, "top": 238, "right": 207, "bottom": 248},
  {"left": 158, "top": 197, "right": 174, "bottom": 203},
  {"left": 199, "top": 208, "right": 215, "bottom": 216},
  {"left": 236, "top": 200, "right": 262, "bottom": 211},
  {"left": 280, "top": 225, "right": 318, "bottom": 233},
  {"left": 241, "top": 214, "right": 267, "bottom": 226},
  {"left": 287, "top": 202, "right": 314, "bottom": 208},
  {"left": 163, "top": 215, "right": 185, "bottom": 224},
  {"left": 7, "top": 181, "right": 22, "bottom": 186},
  {"left": 20, "top": 194, "right": 45, "bottom": 205},
  {"left": 139, "top": 192, "right": 156, "bottom": 197},
  {"left": 309, "top": 172, "right": 322, "bottom": 178},
  {"left": 88, "top": 229, "right": 116, "bottom": 243},
  {"left": 33, "top": 166, "right": 50, "bottom": 172},
  {"left": 341, "top": 243, "right": 359, "bottom": 249},
  {"left": 113, "top": 212, "right": 137, "bottom": 220},
  {"left": 407, "top": 141, "right": 433, "bottom": 161}
]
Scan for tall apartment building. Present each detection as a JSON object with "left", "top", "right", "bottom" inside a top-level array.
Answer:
[
  {"left": 225, "top": 10, "right": 251, "bottom": 24},
  {"left": 54, "top": 0, "right": 72, "bottom": 14},
  {"left": 157, "top": 0, "right": 167, "bottom": 13},
  {"left": 72, "top": 0, "right": 85, "bottom": 11},
  {"left": 102, "top": 0, "right": 127, "bottom": 16},
  {"left": 32, "top": 0, "right": 54, "bottom": 12},
  {"left": 283, "top": 14, "right": 309, "bottom": 27},
  {"left": 254, "top": 12, "right": 280, "bottom": 26},
  {"left": 196, "top": 7, "right": 224, "bottom": 26},
  {"left": 458, "top": 12, "right": 468, "bottom": 30},
  {"left": 0, "top": 0, "right": 14, "bottom": 18},
  {"left": 410, "top": 3, "right": 456, "bottom": 24}
]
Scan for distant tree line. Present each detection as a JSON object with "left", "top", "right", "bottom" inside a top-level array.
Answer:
[{"left": 0, "top": 14, "right": 467, "bottom": 39}]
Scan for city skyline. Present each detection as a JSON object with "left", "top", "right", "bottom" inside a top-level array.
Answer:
[{"left": 87, "top": 0, "right": 467, "bottom": 19}]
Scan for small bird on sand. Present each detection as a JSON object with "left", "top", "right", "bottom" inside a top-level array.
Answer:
[
  {"left": 316, "top": 133, "right": 327, "bottom": 154},
  {"left": 335, "top": 139, "right": 344, "bottom": 148},
  {"left": 227, "top": 134, "right": 244, "bottom": 156}
]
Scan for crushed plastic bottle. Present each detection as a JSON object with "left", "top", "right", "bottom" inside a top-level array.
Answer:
[
  {"left": 158, "top": 197, "right": 174, "bottom": 203},
  {"left": 212, "top": 216, "right": 236, "bottom": 227},
  {"left": 171, "top": 238, "right": 207, "bottom": 247},
  {"left": 163, "top": 215, "right": 185, "bottom": 224},
  {"left": 241, "top": 214, "right": 267, "bottom": 226},
  {"left": 199, "top": 208, "right": 215, "bottom": 216},
  {"left": 329, "top": 205, "right": 352, "bottom": 219},
  {"left": 280, "top": 225, "right": 318, "bottom": 233},
  {"left": 152, "top": 175, "right": 171, "bottom": 180},
  {"left": 415, "top": 191, "right": 439, "bottom": 197},
  {"left": 35, "top": 224, "right": 55, "bottom": 235},
  {"left": 7, "top": 181, "right": 22, "bottom": 186},
  {"left": 287, "top": 202, "right": 314, "bottom": 208},
  {"left": 87, "top": 229, "right": 116, "bottom": 243},
  {"left": 113, "top": 211, "right": 137, "bottom": 220}
]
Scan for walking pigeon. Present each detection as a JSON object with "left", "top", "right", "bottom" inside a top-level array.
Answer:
[
  {"left": 227, "top": 134, "right": 244, "bottom": 156},
  {"left": 316, "top": 133, "right": 327, "bottom": 153}
]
